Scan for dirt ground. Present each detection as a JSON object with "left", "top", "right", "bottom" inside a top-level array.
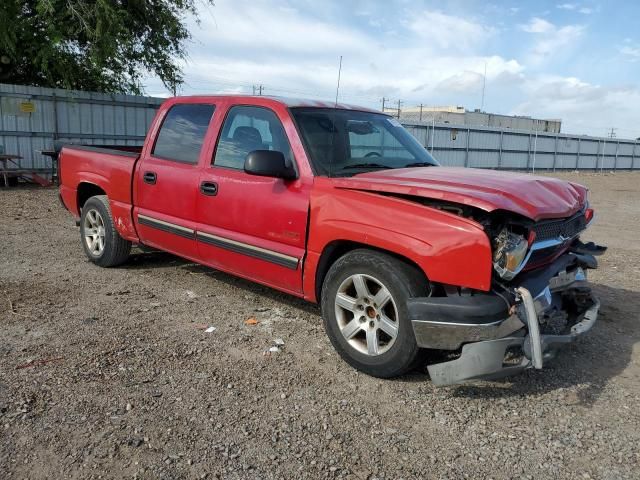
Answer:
[{"left": 1, "top": 171, "right": 639, "bottom": 480}]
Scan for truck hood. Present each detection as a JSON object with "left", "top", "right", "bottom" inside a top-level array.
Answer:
[{"left": 331, "top": 167, "right": 587, "bottom": 221}]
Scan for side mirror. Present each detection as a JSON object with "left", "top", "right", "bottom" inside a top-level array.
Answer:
[{"left": 244, "top": 150, "right": 297, "bottom": 180}]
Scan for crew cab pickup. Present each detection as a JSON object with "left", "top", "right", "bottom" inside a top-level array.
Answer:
[{"left": 58, "top": 95, "right": 606, "bottom": 385}]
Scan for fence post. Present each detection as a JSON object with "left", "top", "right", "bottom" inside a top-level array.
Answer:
[
  {"left": 526, "top": 133, "right": 532, "bottom": 171},
  {"left": 632, "top": 141, "right": 637, "bottom": 170},
  {"left": 614, "top": 141, "right": 619, "bottom": 171},
  {"left": 576, "top": 137, "right": 581, "bottom": 170},
  {"left": 553, "top": 134, "right": 558, "bottom": 171},
  {"left": 498, "top": 131, "right": 503, "bottom": 169},
  {"left": 464, "top": 128, "right": 470, "bottom": 167}
]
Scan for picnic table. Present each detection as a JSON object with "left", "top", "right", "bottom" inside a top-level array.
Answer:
[{"left": 0, "top": 153, "right": 23, "bottom": 187}]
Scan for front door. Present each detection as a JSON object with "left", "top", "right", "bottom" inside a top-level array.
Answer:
[
  {"left": 195, "top": 105, "right": 309, "bottom": 294},
  {"left": 134, "top": 102, "right": 216, "bottom": 260}
]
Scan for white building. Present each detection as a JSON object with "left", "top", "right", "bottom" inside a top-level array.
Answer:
[{"left": 397, "top": 105, "right": 562, "bottom": 133}]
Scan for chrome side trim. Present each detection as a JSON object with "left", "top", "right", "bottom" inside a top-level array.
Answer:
[
  {"left": 196, "top": 231, "right": 299, "bottom": 270},
  {"left": 137, "top": 214, "right": 195, "bottom": 240},
  {"left": 136, "top": 214, "right": 300, "bottom": 270}
]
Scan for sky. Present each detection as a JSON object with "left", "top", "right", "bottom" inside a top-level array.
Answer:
[{"left": 143, "top": 0, "right": 640, "bottom": 138}]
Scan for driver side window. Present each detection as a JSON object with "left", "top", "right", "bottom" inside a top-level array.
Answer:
[{"left": 213, "top": 106, "right": 294, "bottom": 170}]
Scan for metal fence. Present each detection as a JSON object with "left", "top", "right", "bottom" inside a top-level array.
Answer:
[
  {"left": 0, "top": 83, "right": 163, "bottom": 177},
  {"left": 404, "top": 122, "right": 640, "bottom": 171},
  {"left": 1, "top": 83, "right": 639, "bottom": 177}
]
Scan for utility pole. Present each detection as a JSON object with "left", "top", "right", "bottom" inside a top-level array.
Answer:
[
  {"left": 608, "top": 127, "right": 617, "bottom": 139},
  {"left": 419, "top": 104, "right": 423, "bottom": 122},
  {"left": 480, "top": 61, "right": 487, "bottom": 111},
  {"left": 335, "top": 55, "right": 343, "bottom": 106},
  {"left": 381, "top": 97, "right": 389, "bottom": 113},
  {"left": 253, "top": 85, "right": 264, "bottom": 95},
  {"left": 396, "top": 99, "right": 402, "bottom": 119}
]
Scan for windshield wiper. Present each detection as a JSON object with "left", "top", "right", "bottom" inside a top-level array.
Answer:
[
  {"left": 403, "top": 162, "right": 435, "bottom": 168},
  {"left": 342, "top": 163, "right": 392, "bottom": 170}
]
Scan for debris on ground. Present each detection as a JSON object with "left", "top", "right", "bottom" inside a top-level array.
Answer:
[
  {"left": 263, "top": 338, "right": 285, "bottom": 355},
  {"left": 244, "top": 317, "right": 259, "bottom": 326},
  {"left": 15, "top": 357, "right": 64, "bottom": 370}
]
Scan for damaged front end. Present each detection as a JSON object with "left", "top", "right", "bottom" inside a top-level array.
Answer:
[{"left": 409, "top": 215, "right": 606, "bottom": 386}]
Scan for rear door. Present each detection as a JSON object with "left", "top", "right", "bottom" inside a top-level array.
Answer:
[
  {"left": 195, "top": 104, "right": 310, "bottom": 294},
  {"left": 134, "top": 101, "right": 216, "bottom": 260}
]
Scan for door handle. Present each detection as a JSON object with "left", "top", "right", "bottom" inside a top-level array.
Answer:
[
  {"left": 143, "top": 171, "right": 157, "bottom": 185},
  {"left": 200, "top": 181, "right": 218, "bottom": 196}
]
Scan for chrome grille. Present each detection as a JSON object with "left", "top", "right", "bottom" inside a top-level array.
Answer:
[
  {"left": 534, "top": 212, "right": 587, "bottom": 242},
  {"left": 524, "top": 211, "right": 587, "bottom": 270}
]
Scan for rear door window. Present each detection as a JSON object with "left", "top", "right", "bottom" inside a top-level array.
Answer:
[{"left": 152, "top": 104, "right": 215, "bottom": 164}]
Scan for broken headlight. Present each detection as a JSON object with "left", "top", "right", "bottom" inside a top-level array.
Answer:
[{"left": 493, "top": 228, "right": 529, "bottom": 280}]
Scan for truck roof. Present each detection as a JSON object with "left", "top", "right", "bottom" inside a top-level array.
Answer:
[{"left": 173, "top": 94, "right": 380, "bottom": 113}]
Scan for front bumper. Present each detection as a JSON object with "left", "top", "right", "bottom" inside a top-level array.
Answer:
[{"left": 409, "top": 251, "right": 602, "bottom": 386}]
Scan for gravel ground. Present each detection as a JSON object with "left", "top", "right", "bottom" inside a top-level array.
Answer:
[{"left": 1, "top": 171, "right": 639, "bottom": 479}]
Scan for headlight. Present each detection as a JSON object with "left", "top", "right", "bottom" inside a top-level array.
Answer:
[{"left": 493, "top": 228, "right": 528, "bottom": 280}]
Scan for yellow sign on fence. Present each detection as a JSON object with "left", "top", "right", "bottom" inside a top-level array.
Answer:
[{"left": 19, "top": 101, "right": 36, "bottom": 113}]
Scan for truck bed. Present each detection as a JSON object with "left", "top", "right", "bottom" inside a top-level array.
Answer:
[{"left": 58, "top": 144, "right": 141, "bottom": 241}]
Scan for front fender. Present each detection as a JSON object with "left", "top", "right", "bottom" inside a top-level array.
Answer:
[{"left": 305, "top": 180, "right": 492, "bottom": 301}]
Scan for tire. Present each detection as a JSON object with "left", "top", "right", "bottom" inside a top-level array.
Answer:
[
  {"left": 321, "top": 249, "right": 429, "bottom": 378},
  {"left": 80, "top": 195, "right": 131, "bottom": 267}
]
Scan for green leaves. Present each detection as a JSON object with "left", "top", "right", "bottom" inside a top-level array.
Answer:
[{"left": 0, "top": 0, "right": 211, "bottom": 93}]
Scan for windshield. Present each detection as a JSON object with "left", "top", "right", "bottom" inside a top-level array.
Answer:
[{"left": 291, "top": 108, "right": 439, "bottom": 177}]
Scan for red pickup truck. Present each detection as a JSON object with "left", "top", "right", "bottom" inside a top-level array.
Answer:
[{"left": 58, "top": 95, "right": 605, "bottom": 385}]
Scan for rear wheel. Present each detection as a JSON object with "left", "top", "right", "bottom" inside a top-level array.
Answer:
[
  {"left": 321, "top": 249, "right": 429, "bottom": 378},
  {"left": 80, "top": 195, "right": 131, "bottom": 267}
]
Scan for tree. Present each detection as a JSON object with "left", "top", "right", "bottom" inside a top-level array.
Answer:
[{"left": 0, "top": 0, "right": 212, "bottom": 94}]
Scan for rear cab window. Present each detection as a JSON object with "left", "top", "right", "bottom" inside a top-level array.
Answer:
[{"left": 152, "top": 104, "right": 215, "bottom": 164}]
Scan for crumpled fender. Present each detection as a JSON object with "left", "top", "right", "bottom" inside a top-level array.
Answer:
[{"left": 303, "top": 178, "right": 493, "bottom": 302}]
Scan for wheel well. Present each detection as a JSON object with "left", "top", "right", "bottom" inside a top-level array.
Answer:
[
  {"left": 314, "top": 240, "right": 428, "bottom": 301},
  {"left": 77, "top": 183, "right": 106, "bottom": 212}
]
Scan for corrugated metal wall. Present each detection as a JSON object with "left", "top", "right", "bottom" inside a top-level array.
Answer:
[
  {"left": 1, "top": 83, "right": 638, "bottom": 175},
  {"left": 0, "top": 83, "right": 163, "bottom": 177},
  {"left": 404, "top": 123, "right": 640, "bottom": 171}
]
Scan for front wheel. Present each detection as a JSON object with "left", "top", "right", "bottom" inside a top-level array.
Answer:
[
  {"left": 321, "top": 249, "right": 429, "bottom": 378},
  {"left": 80, "top": 195, "right": 131, "bottom": 267}
]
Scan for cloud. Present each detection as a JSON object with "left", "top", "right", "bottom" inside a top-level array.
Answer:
[
  {"left": 620, "top": 44, "right": 640, "bottom": 61},
  {"left": 519, "top": 18, "right": 585, "bottom": 65},
  {"left": 512, "top": 75, "right": 640, "bottom": 136},
  {"left": 557, "top": 3, "right": 578, "bottom": 10},
  {"left": 556, "top": 3, "right": 593, "bottom": 14},
  {"left": 138, "top": 0, "right": 636, "bottom": 138},
  {"left": 520, "top": 17, "right": 555, "bottom": 33},
  {"left": 407, "top": 10, "right": 496, "bottom": 50},
  {"left": 169, "top": 2, "right": 519, "bottom": 107}
]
